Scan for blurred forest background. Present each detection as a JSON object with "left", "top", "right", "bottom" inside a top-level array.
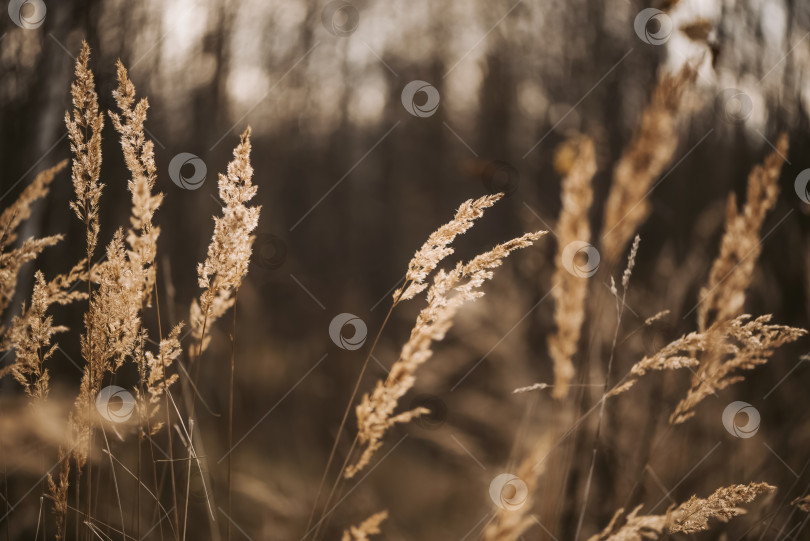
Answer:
[{"left": 3, "top": 0, "right": 810, "bottom": 539}]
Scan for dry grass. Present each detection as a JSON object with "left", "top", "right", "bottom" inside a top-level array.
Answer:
[
  {"left": 347, "top": 219, "right": 546, "bottom": 478},
  {"left": 0, "top": 40, "right": 806, "bottom": 541},
  {"left": 341, "top": 511, "right": 388, "bottom": 541},
  {"left": 589, "top": 483, "right": 775, "bottom": 540},
  {"left": 697, "top": 134, "right": 788, "bottom": 331},
  {"left": 547, "top": 136, "right": 596, "bottom": 399},
  {"left": 601, "top": 66, "right": 697, "bottom": 265},
  {"left": 0, "top": 42, "right": 260, "bottom": 540}
]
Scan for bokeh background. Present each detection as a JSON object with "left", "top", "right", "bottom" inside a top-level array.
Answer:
[{"left": 2, "top": 0, "right": 810, "bottom": 539}]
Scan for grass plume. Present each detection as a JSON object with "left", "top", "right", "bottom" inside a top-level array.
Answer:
[
  {"left": 589, "top": 482, "right": 774, "bottom": 540},
  {"left": 341, "top": 511, "right": 388, "bottom": 541},
  {"left": 548, "top": 135, "right": 596, "bottom": 398},
  {"left": 347, "top": 226, "right": 546, "bottom": 478},
  {"left": 601, "top": 66, "right": 696, "bottom": 264},
  {"left": 696, "top": 134, "right": 788, "bottom": 331}
]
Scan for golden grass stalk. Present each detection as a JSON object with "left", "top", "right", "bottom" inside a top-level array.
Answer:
[
  {"left": 109, "top": 61, "right": 157, "bottom": 188},
  {"left": 66, "top": 41, "right": 104, "bottom": 259},
  {"left": 609, "top": 314, "right": 804, "bottom": 406},
  {"left": 110, "top": 60, "right": 162, "bottom": 308},
  {"left": 0, "top": 160, "right": 65, "bottom": 252},
  {"left": 346, "top": 230, "right": 546, "bottom": 479},
  {"left": 548, "top": 136, "right": 596, "bottom": 398},
  {"left": 133, "top": 324, "right": 183, "bottom": 430},
  {"left": 607, "top": 324, "right": 707, "bottom": 399},
  {"left": 0, "top": 160, "right": 68, "bottom": 318},
  {"left": 0, "top": 272, "right": 82, "bottom": 398},
  {"left": 108, "top": 57, "right": 182, "bottom": 426},
  {"left": 0, "top": 235, "right": 61, "bottom": 317},
  {"left": 0, "top": 159, "right": 85, "bottom": 400},
  {"left": 63, "top": 41, "right": 106, "bottom": 477},
  {"left": 62, "top": 46, "right": 176, "bottom": 537},
  {"left": 47, "top": 457, "right": 70, "bottom": 540},
  {"left": 108, "top": 57, "right": 183, "bottom": 537},
  {"left": 666, "top": 135, "right": 794, "bottom": 422},
  {"left": 72, "top": 231, "right": 146, "bottom": 459},
  {"left": 589, "top": 482, "right": 774, "bottom": 540},
  {"left": 190, "top": 127, "right": 260, "bottom": 360},
  {"left": 341, "top": 511, "right": 388, "bottom": 541},
  {"left": 394, "top": 194, "right": 502, "bottom": 302},
  {"left": 59, "top": 41, "right": 106, "bottom": 538},
  {"left": 644, "top": 310, "right": 670, "bottom": 326},
  {"left": 70, "top": 59, "right": 168, "bottom": 396},
  {"left": 306, "top": 193, "right": 506, "bottom": 535},
  {"left": 670, "top": 314, "right": 805, "bottom": 424},
  {"left": 187, "top": 128, "right": 259, "bottom": 540},
  {"left": 601, "top": 66, "right": 696, "bottom": 265},
  {"left": 696, "top": 134, "right": 788, "bottom": 332},
  {"left": 608, "top": 137, "right": 798, "bottom": 420}
]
